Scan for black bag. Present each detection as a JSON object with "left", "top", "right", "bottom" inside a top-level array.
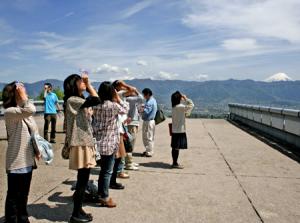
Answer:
[
  {"left": 122, "top": 124, "right": 133, "bottom": 153},
  {"left": 155, "top": 106, "right": 166, "bottom": 125}
]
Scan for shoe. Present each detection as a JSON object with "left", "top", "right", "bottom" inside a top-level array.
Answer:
[
  {"left": 171, "top": 164, "right": 184, "bottom": 169},
  {"left": 79, "top": 209, "right": 93, "bottom": 221},
  {"left": 97, "top": 197, "right": 117, "bottom": 208},
  {"left": 69, "top": 213, "right": 92, "bottom": 223},
  {"left": 125, "top": 165, "right": 139, "bottom": 171},
  {"left": 133, "top": 162, "right": 139, "bottom": 167},
  {"left": 117, "top": 172, "right": 130, "bottom": 179},
  {"left": 50, "top": 139, "right": 56, "bottom": 144},
  {"left": 110, "top": 183, "right": 125, "bottom": 190},
  {"left": 141, "top": 152, "right": 153, "bottom": 157}
]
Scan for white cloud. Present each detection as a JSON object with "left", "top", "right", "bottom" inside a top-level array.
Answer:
[
  {"left": 183, "top": 0, "right": 300, "bottom": 43},
  {"left": 222, "top": 38, "right": 261, "bottom": 51},
  {"left": 137, "top": 60, "right": 148, "bottom": 66},
  {"left": 121, "top": 1, "right": 155, "bottom": 19},
  {"left": 94, "top": 64, "right": 131, "bottom": 75},
  {"left": 157, "top": 71, "right": 179, "bottom": 80},
  {"left": 195, "top": 74, "right": 209, "bottom": 81},
  {"left": 92, "top": 64, "right": 136, "bottom": 81}
]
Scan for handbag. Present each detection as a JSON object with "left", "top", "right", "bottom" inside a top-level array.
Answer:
[
  {"left": 122, "top": 124, "right": 133, "bottom": 153},
  {"left": 155, "top": 106, "right": 166, "bottom": 125},
  {"left": 61, "top": 136, "right": 71, "bottom": 160},
  {"left": 23, "top": 119, "right": 54, "bottom": 165}
]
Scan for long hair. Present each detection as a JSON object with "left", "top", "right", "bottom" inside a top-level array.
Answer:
[
  {"left": 2, "top": 81, "right": 17, "bottom": 109},
  {"left": 63, "top": 74, "right": 84, "bottom": 109},
  {"left": 171, "top": 91, "right": 182, "bottom": 107},
  {"left": 98, "top": 81, "right": 115, "bottom": 103}
]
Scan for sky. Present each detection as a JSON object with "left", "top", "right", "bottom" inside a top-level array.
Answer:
[{"left": 0, "top": 0, "right": 300, "bottom": 82}]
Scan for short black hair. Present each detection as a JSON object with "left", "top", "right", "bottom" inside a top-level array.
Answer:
[
  {"left": 98, "top": 81, "right": 115, "bottom": 102},
  {"left": 45, "top": 83, "right": 53, "bottom": 89},
  {"left": 171, "top": 91, "right": 182, "bottom": 107},
  {"left": 142, "top": 88, "right": 152, "bottom": 96},
  {"left": 2, "top": 82, "right": 17, "bottom": 109}
]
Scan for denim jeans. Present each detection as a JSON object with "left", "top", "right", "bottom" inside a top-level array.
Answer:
[
  {"left": 98, "top": 154, "right": 115, "bottom": 199},
  {"left": 5, "top": 172, "right": 32, "bottom": 223}
]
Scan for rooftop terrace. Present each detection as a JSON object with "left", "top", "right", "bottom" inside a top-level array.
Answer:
[{"left": 0, "top": 117, "right": 299, "bottom": 223}]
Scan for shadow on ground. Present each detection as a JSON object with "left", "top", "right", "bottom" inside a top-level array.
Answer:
[
  {"left": 139, "top": 162, "right": 171, "bottom": 169},
  {"left": 28, "top": 192, "right": 72, "bottom": 222}
]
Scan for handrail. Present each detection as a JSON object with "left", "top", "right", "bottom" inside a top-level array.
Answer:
[{"left": 228, "top": 103, "right": 300, "bottom": 137}]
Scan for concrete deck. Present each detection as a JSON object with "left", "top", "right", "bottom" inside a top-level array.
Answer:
[{"left": 0, "top": 117, "right": 299, "bottom": 223}]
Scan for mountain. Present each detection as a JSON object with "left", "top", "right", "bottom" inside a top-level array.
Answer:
[
  {"left": 265, "top": 73, "right": 293, "bottom": 82},
  {"left": 1, "top": 79, "right": 300, "bottom": 114}
]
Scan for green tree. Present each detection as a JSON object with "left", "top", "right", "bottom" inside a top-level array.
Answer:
[
  {"left": 0, "top": 91, "right": 2, "bottom": 101},
  {"left": 36, "top": 87, "right": 64, "bottom": 100}
]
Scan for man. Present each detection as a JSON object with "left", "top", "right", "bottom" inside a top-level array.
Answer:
[
  {"left": 43, "top": 83, "right": 59, "bottom": 143},
  {"left": 141, "top": 88, "right": 157, "bottom": 157},
  {"left": 125, "top": 91, "right": 144, "bottom": 170}
]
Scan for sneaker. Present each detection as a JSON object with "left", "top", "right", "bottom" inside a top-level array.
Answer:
[
  {"left": 125, "top": 165, "right": 139, "bottom": 171},
  {"left": 110, "top": 183, "right": 125, "bottom": 190},
  {"left": 171, "top": 164, "right": 184, "bottom": 169},
  {"left": 133, "top": 162, "right": 139, "bottom": 167},
  {"left": 141, "top": 152, "right": 153, "bottom": 157},
  {"left": 117, "top": 172, "right": 130, "bottom": 179}
]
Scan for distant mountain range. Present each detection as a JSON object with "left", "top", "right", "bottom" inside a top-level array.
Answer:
[{"left": 1, "top": 78, "right": 300, "bottom": 114}]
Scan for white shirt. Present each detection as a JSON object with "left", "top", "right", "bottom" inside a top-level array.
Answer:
[{"left": 172, "top": 98, "right": 194, "bottom": 133}]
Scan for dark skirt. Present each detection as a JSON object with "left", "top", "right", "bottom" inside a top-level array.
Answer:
[{"left": 171, "top": 133, "right": 188, "bottom": 149}]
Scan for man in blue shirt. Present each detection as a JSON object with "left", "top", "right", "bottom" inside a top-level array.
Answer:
[
  {"left": 43, "top": 83, "right": 59, "bottom": 143},
  {"left": 141, "top": 88, "right": 157, "bottom": 157}
]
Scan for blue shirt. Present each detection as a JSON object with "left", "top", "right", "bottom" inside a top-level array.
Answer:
[
  {"left": 44, "top": 92, "right": 58, "bottom": 114},
  {"left": 142, "top": 97, "right": 157, "bottom": 121}
]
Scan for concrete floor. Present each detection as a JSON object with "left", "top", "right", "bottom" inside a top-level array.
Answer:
[{"left": 0, "top": 117, "right": 299, "bottom": 223}]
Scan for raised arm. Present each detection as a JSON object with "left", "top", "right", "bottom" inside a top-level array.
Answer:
[{"left": 184, "top": 98, "right": 194, "bottom": 116}]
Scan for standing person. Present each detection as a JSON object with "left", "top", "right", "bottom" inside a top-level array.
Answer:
[
  {"left": 64, "top": 73, "right": 100, "bottom": 223},
  {"left": 93, "top": 82, "right": 129, "bottom": 207},
  {"left": 170, "top": 91, "right": 194, "bottom": 169},
  {"left": 125, "top": 91, "right": 143, "bottom": 170},
  {"left": 141, "top": 88, "right": 157, "bottom": 157},
  {"left": 43, "top": 83, "right": 60, "bottom": 143},
  {"left": 2, "top": 81, "right": 39, "bottom": 223}
]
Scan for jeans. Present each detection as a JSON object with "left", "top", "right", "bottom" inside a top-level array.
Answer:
[
  {"left": 73, "top": 168, "right": 90, "bottom": 217},
  {"left": 44, "top": 114, "right": 57, "bottom": 141},
  {"left": 5, "top": 172, "right": 32, "bottom": 223},
  {"left": 98, "top": 154, "right": 115, "bottom": 199}
]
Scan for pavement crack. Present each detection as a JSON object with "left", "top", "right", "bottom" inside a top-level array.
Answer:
[{"left": 202, "top": 121, "right": 265, "bottom": 223}]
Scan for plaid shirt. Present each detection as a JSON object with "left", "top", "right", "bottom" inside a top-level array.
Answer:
[{"left": 93, "top": 100, "right": 129, "bottom": 156}]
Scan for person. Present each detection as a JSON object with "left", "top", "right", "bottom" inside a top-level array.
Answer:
[
  {"left": 2, "top": 81, "right": 40, "bottom": 223},
  {"left": 141, "top": 88, "right": 157, "bottom": 157},
  {"left": 125, "top": 91, "right": 144, "bottom": 170},
  {"left": 93, "top": 82, "right": 129, "bottom": 207},
  {"left": 64, "top": 73, "right": 100, "bottom": 223},
  {"left": 43, "top": 83, "right": 60, "bottom": 143},
  {"left": 170, "top": 91, "right": 194, "bottom": 169},
  {"left": 112, "top": 80, "right": 136, "bottom": 178}
]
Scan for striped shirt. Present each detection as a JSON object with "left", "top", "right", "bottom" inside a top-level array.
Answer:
[
  {"left": 93, "top": 101, "right": 129, "bottom": 156},
  {"left": 4, "top": 100, "right": 38, "bottom": 171}
]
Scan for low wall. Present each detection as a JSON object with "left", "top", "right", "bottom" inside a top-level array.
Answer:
[
  {"left": 228, "top": 103, "right": 300, "bottom": 148},
  {"left": 0, "top": 100, "right": 64, "bottom": 116}
]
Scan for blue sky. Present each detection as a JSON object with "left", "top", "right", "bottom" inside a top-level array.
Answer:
[{"left": 0, "top": 0, "right": 300, "bottom": 82}]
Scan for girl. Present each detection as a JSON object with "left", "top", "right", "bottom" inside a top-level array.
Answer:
[
  {"left": 64, "top": 74, "right": 100, "bottom": 222},
  {"left": 171, "top": 91, "right": 194, "bottom": 169},
  {"left": 93, "top": 82, "right": 129, "bottom": 207},
  {"left": 3, "top": 81, "right": 39, "bottom": 223}
]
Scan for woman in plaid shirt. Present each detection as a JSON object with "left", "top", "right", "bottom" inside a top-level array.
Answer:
[{"left": 93, "top": 82, "right": 129, "bottom": 208}]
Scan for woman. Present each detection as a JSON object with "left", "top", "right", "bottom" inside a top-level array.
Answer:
[
  {"left": 171, "top": 91, "right": 194, "bottom": 169},
  {"left": 93, "top": 82, "right": 129, "bottom": 207},
  {"left": 64, "top": 74, "right": 100, "bottom": 222},
  {"left": 3, "top": 81, "right": 39, "bottom": 223}
]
